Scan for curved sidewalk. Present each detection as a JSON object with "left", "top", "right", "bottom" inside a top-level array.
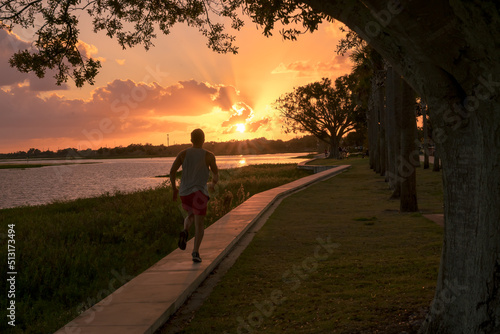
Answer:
[{"left": 56, "top": 164, "right": 350, "bottom": 334}]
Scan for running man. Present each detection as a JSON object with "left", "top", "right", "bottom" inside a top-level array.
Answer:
[{"left": 170, "top": 128, "right": 219, "bottom": 263}]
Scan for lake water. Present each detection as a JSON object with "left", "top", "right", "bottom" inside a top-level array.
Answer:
[{"left": 0, "top": 153, "right": 309, "bottom": 209}]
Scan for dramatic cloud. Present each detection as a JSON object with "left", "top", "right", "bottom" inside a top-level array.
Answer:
[
  {"left": 246, "top": 118, "right": 270, "bottom": 133},
  {"left": 0, "top": 30, "right": 107, "bottom": 91},
  {"left": 0, "top": 30, "right": 32, "bottom": 87},
  {"left": 87, "top": 79, "right": 244, "bottom": 117},
  {"left": 158, "top": 80, "right": 218, "bottom": 115},
  {"left": 213, "top": 85, "right": 240, "bottom": 110},
  {"left": 77, "top": 40, "right": 106, "bottom": 63},
  {"left": 271, "top": 54, "right": 351, "bottom": 78},
  {"left": 221, "top": 102, "right": 254, "bottom": 127},
  {"left": 0, "top": 78, "right": 256, "bottom": 151},
  {"left": 220, "top": 102, "right": 273, "bottom": 134}
]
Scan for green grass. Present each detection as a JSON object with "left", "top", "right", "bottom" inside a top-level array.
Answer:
[
  {"left": 176, "top": 158, "right": 444, "bottom": 334},
  {"left": 290, "top": 153, "right": 319, "bottom": 159},
  {"left": 0, "top": 163, "right": 311, "bottom": 334}
]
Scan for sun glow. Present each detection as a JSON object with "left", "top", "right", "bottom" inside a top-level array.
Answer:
[{"left": 236, "top": 123, "right": 246, "bottom": 133}]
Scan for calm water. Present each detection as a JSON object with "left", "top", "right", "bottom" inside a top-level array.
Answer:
[{"left": 0, "top": 153, "right": 308, "bottom": 209}]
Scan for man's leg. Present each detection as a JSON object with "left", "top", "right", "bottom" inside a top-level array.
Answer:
[
  {"left": 184, "top": 213, "right": 194, "bottom": 231},
  {"left": 193, "top": 214, "right": 205, "bottom": 254},
  {"left": 178, "top": 212, "right": 193, "bottom": 251}
]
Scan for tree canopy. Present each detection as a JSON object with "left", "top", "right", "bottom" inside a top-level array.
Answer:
[
  {"left": 0, "top": 0, "right": 326, "bottom": 86},
  {"left": 275, "top": 75, "right": 364, "bottom": 158}
]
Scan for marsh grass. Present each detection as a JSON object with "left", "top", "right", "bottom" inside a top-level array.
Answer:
[
  {"left": 178, "top": 158, "right": 444, "bottom": 334},
  {"left": 0, "top": 163, "right": 311, "bottom": 334}
]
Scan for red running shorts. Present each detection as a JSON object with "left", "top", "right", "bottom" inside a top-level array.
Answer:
[{"left": 180, "top": 190, "right": 209, "bottom": 216}]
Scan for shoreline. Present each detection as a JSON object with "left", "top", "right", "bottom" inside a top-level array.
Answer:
[
  {"left": 0, "top": 151, "right": 318, "bottom": 162},
  {"left": 0, "top": 157, "right": 315, "bottom": 210},
  {"left": 0, "top": 162, "right": 304, "bottom": 211},
  {"left": 0, "top": 152, "right": 318, "bottom": 169},
  {"left": 0, "top": 163, "right": 313, "bottom": 333}
]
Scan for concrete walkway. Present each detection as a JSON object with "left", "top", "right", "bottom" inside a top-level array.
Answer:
[
  {"left": 297, "top": 154, "right": 349, "bottom": 173},
  {"left": 56, "top": 164, "right": 350, "bottom": 334},
  {"left": 423, "top": 214, "right": 444, "bottom": 227},
  {"left": 297, "top": 157, "right": 336, "bottom": 173}
]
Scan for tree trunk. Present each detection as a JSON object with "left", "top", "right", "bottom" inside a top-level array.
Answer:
[
  {"left": 328, "top": 135, "right": 340, "bottom": 159},
  {"left": 367, "top": 103, "right": 376, "bottom": 169},
  {"left": 370, "top": 76, "right": 381, "bottom": 172},
  {"left": 432, "top": 155, "right": 440, "bottom": 172},
  {"left": 385, "top": 66, "right": 395, "bottom": 185},
  {"left": 385, "top": 66, "right": 402, "bottom": 193},
  {"left": 399, "top": 79, "right": 418, "bottom": 212},
  {"left": 419, "top": 96, "right": 500, "bottom": 333},
  {"left": 422, "top": 102, "right": 430, "bottom": 169},
  {"left": 378, "top": 72, "right": 387, "bottom": 177},
  {"left": 304, "top": 1, "right": 500, "bottom": 331}
]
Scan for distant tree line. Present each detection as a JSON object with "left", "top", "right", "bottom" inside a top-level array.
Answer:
[{"left": 0, "top": 136, "right": 320, "bottom": 160}]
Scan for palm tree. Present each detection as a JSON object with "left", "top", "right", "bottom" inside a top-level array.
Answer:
[{"left": 348, "top": 43, "right": 385, "bottom": 172}]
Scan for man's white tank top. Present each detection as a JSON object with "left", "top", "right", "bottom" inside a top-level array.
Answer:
[{"left": 179, "top": 148, "right": 210, "bottom": 197}]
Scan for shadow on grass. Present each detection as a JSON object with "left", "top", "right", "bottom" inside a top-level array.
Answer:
[{"left": 177, "top": 158, "right": 444, "bottom": 334}]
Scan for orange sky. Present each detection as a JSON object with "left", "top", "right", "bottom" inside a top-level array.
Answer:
[{"left": 0, "top": 17, "right": 353, "bottom": 153}]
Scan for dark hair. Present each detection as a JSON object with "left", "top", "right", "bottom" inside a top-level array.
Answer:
[{"left": 191, "top": 128, "right": 205, "bottom": 145}]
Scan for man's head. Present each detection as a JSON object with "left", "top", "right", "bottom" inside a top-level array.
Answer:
[{"left": 191, "top": 128, "right": 205, "bottom": 146}]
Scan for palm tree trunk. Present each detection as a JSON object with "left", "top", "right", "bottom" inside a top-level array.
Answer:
[
  {"left": 378, "top": 79, "right": 387, "bottom": 177},
  {"left": 422, "top": 102, "right": 430, "bottom": 169},
  {"left": 385, "top": 66, "right": 400, "bottom": 191},
  {"left": 370, "top": 76, "right": 381, "bottom": 172},
  {"left": 433, "top": 154, "right": 440, "bottom": 172},
  {"left": 399, "top": 79, "right": 418, "bottom": 212}
]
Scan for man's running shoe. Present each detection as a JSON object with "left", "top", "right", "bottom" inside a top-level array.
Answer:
[
  {"left": 192, "top": 252, "right": 202, "bottom": 263},
  {"left": 178, "top": 230, "right": 188, "bottom": 250}
]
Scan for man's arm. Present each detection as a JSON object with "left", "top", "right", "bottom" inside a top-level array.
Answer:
[
  {"left": 207, "top": 152, "right": 219, "bottom": 191},
  {"left": 169, "top": 151, "right": 185, "bottom": 201}
]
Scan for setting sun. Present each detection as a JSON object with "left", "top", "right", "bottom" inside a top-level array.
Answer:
[
  {"left": 236, "top": 123, "right": 246, "bottom": 133},
  {"left": 0, "top": 18, "right": 354, "bottom": 153}
]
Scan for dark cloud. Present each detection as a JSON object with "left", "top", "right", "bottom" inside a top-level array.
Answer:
[
  {"left": 0, "top": 30, "right": 30, "bottom": 87},
  {"left": 0, "top": 78, "right": 254, "bottom": 149},
  {"left": 88, "top": 79, "right": 241, "bottom": 117},
  {"left": 0, "top": 29, "right": 68, "bottom": 90},
  {"left": 246, "top": 118, "right": 270, "bottom": 133},
  {"left": 159, "top": 80, "right": 218, "bottom": 115},
  {"left": 213, "top": 85, "right": 240, "bottom": 110}
]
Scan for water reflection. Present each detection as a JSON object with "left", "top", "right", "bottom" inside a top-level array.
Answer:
[{"left": 0, "top": 153, "right": 307, "bottom": 209}]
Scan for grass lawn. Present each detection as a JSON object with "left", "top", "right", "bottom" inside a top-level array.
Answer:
[
  {"left": 178, "top": 158, "right": 444, "bottom": 333},
  {"left": 0, "top": 163, "right": 311, "bottom": 334}
]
